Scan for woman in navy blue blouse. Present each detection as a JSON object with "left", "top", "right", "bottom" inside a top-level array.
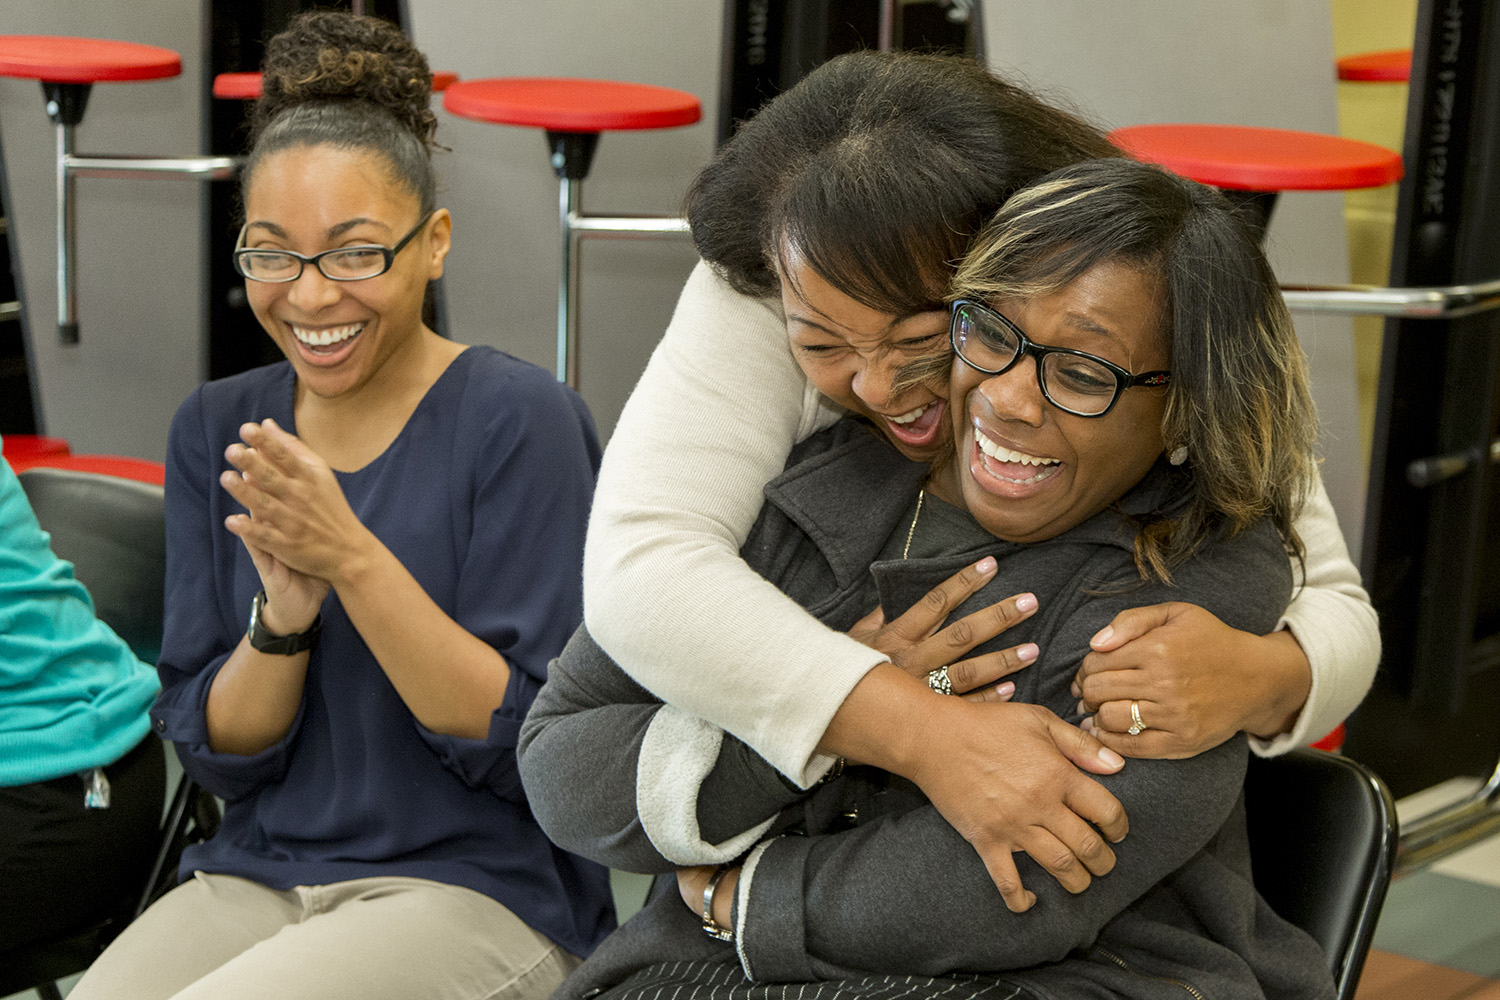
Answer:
[{"left": 71, "top": 13, "right": 612, "bottom": 1000}]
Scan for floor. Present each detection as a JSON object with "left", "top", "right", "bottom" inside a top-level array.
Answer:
[{"left": 12, "top": 777, "right": 1499, "bottom": 1000}]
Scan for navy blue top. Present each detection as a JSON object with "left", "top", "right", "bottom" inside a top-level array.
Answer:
[{"left": 152, "top": 346, "right": 616, "bottom": 957}]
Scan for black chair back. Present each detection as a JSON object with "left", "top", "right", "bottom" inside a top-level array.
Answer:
[
  {"left": 18, "top": 466, "right": 166, "bottom": 662},
  {"left": 2, "top": 466, "right": 217, "bottom": 1000},
  {"left": 1244, "top": 748, "right": 1398, "bottom": 1000}
]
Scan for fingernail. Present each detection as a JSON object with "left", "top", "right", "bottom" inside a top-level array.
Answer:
[
  {"left": 1090, "top": 625, "right": 1114, "bottom": 648},
  {"left": 1015, "top": 593, "right": 1037, "bottom": 613},
  {"left": 1017, "top": 643, "right": 1038, "bottom": 663},
  {"left": 1070, "top": 681, "right": 1081, "bottom": 698},
  {"left": 1076, "top": 700, "right": 1086, "bottom": 715},
  {"left": 1079, "top": 715, "right": 1094, "bottom": 732},
  {"left": 994, "top": 681, "right": 1015, "bottom": 698},
  {"left": 975, "top": 556, "right": 996, "bottom": 574},
  {"left": 1099, "top": 747, "right": 1125, "bottom": 768}
]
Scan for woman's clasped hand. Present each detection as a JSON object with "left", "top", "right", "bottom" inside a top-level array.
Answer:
[{"left": 219, "top": 419, "right": 342, "bottom": 632}]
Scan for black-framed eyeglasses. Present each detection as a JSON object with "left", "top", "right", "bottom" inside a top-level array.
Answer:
[
  {"left": 949, "top": 299, "right": 1171, "bottom": 418},
  {"left": 233, "top": 211, "right": 435, "bottom": 283}
]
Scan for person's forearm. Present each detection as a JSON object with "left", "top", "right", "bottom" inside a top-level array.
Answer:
[
  {"left": 205, "top": 635, "right": 310, "bottom": 755},
  {"left": 333, "top": 526, "right": 510, "bottom": 740},
  {"left": 815, "top": 664, "right": 937, "bottom": 776},
  {"left": 584, "top": 263, "right": 865, "bottom": 783},
  {"left": 1244, "top": 629, "right": 1312, "bottom": 739}
]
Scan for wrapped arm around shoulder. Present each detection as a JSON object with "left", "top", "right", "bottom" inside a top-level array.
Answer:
[
  {"left": 732, "top": 524, "right": 1293, "bottom": 981},
  {"left": 582, "top": 262, "right": 886, "bottom": 786},
  {"left": 734, "top": 740, "right": 1248, "bottom": 981},
  {"left": 519, "top": 625, "right": 805, "bottom": 873},
  {"left": 1254, "top": 473, "right": 1379, "bottom": 756}
]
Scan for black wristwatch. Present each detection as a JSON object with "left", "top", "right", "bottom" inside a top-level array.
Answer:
[{"left": 247, "top": 589, "right": 321, "bottom": 655}]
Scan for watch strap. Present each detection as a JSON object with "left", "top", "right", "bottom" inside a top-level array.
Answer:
[{"left": 248, "top": 589, "right": 321, "bottom": 655}]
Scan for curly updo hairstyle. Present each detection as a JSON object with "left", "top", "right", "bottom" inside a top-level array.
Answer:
[{"left": 242, "top": 11, "right": 438, "bottom": 213}]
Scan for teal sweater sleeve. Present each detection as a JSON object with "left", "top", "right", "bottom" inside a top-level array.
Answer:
[{"left": 0, "top": 445, "right": 159, "bottom": 786}]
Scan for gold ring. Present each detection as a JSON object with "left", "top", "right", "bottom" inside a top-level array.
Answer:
[{"left": 1128, "top": 701, "right": 1147, "bottom": 736}]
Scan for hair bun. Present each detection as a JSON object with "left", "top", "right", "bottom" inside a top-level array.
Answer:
[{"left": 254, "top": 11, "right": 436, "bottom": 150}]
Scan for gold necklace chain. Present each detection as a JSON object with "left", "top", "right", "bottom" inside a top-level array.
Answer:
[{"left": 901, "top": 488, "right": 927, "bottom": 560}]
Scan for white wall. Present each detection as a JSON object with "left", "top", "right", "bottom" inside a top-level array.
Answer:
[
  {"left": 0, "top": 0, "right": 208, "bottom": 462},
  {"left": 983, "top": 0, "right": 1369, "bottom": 550}
]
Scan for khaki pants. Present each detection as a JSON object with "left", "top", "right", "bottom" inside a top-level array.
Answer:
[{"left": 69, "top": 872, "right": 580, "bottom": 1000}]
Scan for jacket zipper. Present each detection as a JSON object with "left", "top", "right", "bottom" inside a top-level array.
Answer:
[{"left": 1095, "top": 946, "right": 1208, "bottom": 1000}]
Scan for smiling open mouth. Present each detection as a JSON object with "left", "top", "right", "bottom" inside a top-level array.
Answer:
[
  {"left": 292, "top": 323, "right": 364, "bottom": 355},
  {"left": 883, "top": 401, "right": 945, "bottom": 446},
  {"left": 975, "top": 428, "right": 1061, "bottom": 485}
]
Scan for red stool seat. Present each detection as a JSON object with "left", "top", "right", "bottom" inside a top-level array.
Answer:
[
  {"left": 0, "top": 35, "right": 179, "bottom": 84},
  {"left": 1110, "top": 123, "right": 1403, "bottom": 192},
  {"left": 214, "top": 69, "right": 459, "bottom": 100},
  {"left": 7, "top": 452, "right": 166, "bottom": 486},
  {"left": 1337, "top": 49, "right": 1412, "bottom": 83},
  {"left": 2, "top": 434, "right": 71, "bottom": 461},
  {"left": 443, "top": 77, "right": 701, "bottom": 133}
]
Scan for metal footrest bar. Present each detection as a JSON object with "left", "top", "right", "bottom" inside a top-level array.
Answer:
[
  {"left": 67, "top": 153, "right": 241, "bottom": 181},
  {"left": 1394, "top": 755, "right": 1500, "bottom": 875},
  {"left": 1280, "top": 279, "right": 1500, "bottom": 319},
  {"left": 568, "top": 213, "right": 691, "bottom": 238}
]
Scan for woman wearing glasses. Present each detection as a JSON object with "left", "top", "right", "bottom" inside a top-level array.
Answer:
[
  {"left": 71, "top": 13, "right": 611, "bottom": 1000},
  {"left": 519, "top": 157, "right": 1336, "bottom": 1000},
  {"left": 577, "top": 51, "right": 1378, "bottom": 906}
]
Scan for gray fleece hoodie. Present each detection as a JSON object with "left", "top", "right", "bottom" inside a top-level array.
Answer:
[{"left": 519, "top": 419, "right": 1335, "bottom": 1000}]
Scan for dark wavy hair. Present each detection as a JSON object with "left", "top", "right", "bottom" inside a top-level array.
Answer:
[
  {"left": 687, "top": 50, "right": 1119, "bottom": 316},
  {"left": 952, "top": 158, "right": 1318, "bottom": 581},
  {"left": 242, "top": 11, "right": 438, "bottom": 212}
]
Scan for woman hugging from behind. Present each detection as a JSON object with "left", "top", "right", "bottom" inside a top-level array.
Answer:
[{"left": 69, "top": 13, "right": 613, "bottom": 1000}]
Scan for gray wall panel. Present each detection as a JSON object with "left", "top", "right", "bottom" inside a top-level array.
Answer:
[
  {"left": 0, "top": 0, "right": 207, "bottom": 461},
  {"left": 407, "top": 0, "right": 720, "bottom": 439}
]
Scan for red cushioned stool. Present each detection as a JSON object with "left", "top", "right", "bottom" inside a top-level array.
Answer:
[
  {"left": 0, "top": 36, "right": 237, "bottom": 345},
  {"left": 1337, "top": 49, "right": 1412, "bottom": 83},
  {"left": 1, "top": 434, "right": 71, "bottom": 462},
  {"left": 7, "top": 452, "right": 166, "bottom": 486},
  {"left": 1109, "top": 123, "right": 1404, "bottom": 237},
  {"left": 443, "top": 78, "right": 701, "bottom": 386},
  {"left": 213, "top": 69, "right": 459, "bottom": 100}
]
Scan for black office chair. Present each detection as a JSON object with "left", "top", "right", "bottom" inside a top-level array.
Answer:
[
  {"left": 0, "top": 467, "right": 220, "bottom": 1000},
  {"left": 1244, "top": 748, "right": 1398, "bottom": 1000}
]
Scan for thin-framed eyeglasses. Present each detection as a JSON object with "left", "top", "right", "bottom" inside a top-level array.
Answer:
[
  {"left": 233, "top": 211, "right": 436, "bottom": 283},
  {"left": 949, "top": 299, "right": 1171, "bottom": 418}
]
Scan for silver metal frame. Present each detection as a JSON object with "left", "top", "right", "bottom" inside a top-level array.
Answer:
[
  {"left": 554, "top": 175, "right": 691, "bottom": 388},
  {"left": 1281, "top": 279, "right": 1500, "bottom": 319},
  {"left": 1286, "top": 279, "right": 1500, "bottom": 877},
  {"left": 1396, "top": 758, "right": 1500, "bottom": 875},
  {"left": 51, "top": 118, "right": 240, "bottom": 343}
]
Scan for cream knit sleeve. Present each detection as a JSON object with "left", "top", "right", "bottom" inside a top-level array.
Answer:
[
  {"left": 1250, "top": 473, "right": 1381, "bottom": 756},
  {"left": 582, "top": 262, "right": 881, "bottom": 787}
]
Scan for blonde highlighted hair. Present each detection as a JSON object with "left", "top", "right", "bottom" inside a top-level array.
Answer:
[{"left": 952, "top": 159, "right": 1318, "bottom": 581}]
